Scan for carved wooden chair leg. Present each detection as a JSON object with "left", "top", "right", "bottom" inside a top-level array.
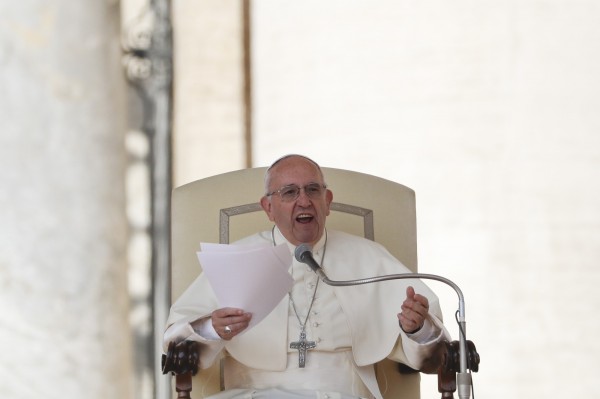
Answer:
[{"left": 175, "top": 373, "right": 193, "bottom": 399}]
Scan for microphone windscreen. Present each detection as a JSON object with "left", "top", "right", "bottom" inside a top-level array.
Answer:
[{"left": 294, "top": 243, "right": 313, "bottom": 263}]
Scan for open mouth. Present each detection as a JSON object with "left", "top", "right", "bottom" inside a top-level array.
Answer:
[{"left": 296, "top": 213, "right": 314, "bottom": 224}]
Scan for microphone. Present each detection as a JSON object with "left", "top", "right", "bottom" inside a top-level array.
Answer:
[
  {"left": 294, "top": 244, "right": 328, "bottom": 281},
  {"left": 294, "top": 242, "right": 475, "bottom": 399}
]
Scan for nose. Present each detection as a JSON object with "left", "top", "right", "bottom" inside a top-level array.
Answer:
[{"left": 296, "top": 188, "right": 312, "bottom": 205}]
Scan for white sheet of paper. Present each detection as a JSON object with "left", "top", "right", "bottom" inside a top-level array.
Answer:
[{"left": 197, "top": 243, "right": 293, "bottom": 331}]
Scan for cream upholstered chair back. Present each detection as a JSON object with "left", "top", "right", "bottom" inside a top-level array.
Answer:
[{"left": 170, "top": 167, "right": 421, "bottom": 399}]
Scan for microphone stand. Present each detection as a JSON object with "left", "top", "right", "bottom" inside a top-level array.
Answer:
[{"left": 296, "top": 245, "right": 477, "bottom": 399}]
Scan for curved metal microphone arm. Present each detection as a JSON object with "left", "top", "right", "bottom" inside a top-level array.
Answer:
[
  {"left": 320, "top": 271, "right": 464, "bottom": 308},
  {"left": 318, "top": 271, "right": 468, "bottom": 375},
  {"left": 294, "top": 243, "right": 472, "bottom": 399}
]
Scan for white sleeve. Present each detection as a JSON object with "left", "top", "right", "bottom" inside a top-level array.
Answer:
[
  {"left": 393, "top": 313, "right": 451, "bottom": 370},
  {"left": 194, "top": 316, "right": 221, "bottom": 340},
  {"left": 405, "top": 317, "right": 440, "bottom": 344}
]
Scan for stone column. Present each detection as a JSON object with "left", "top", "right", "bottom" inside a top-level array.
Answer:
[{"left": 0, "top": 1, "right": 132, "bottom": 398}]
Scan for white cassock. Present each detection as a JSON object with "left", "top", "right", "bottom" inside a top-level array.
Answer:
[{"left": 164, "top": 228, "right": 451, "bottom": 399}]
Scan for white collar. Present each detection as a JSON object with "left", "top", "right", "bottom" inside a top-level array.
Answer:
[{"left": 271, "top": 225, "right": 328, "bottom": 256}]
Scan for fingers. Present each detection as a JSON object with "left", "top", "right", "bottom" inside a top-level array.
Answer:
[
  {"left": 405, "top": 286, "right": 429, "bottom": 310},
  {"left": 398, "top": 286, "right": 429, "bottom": 334},
  {"left": 212, "top": 308, "right": 252, "bottom": 340}
]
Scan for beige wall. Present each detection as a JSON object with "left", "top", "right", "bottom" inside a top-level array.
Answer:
[
  {"left": 172, "top": 0, "right": 247, "bottom": 187},
  {"left": 173, "top": 1, "right": 600, "bottom": 398},
  {"left": 251, "top": 1, "right": 600, "bottom": 398}
]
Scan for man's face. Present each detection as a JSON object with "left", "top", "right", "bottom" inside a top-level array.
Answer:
[{"left": 260, "top": 157, "right": 333, "bottom": 246}]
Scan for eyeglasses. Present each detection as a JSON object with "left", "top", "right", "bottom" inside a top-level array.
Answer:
[{"left": 266, "top": 183, "right": 327, "bottom": 202}]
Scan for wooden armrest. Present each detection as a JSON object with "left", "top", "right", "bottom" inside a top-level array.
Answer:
[
  {"left": 398, "top": 339, "right": 480, "bottom": 398},
  {"left": 437, "top": 340, "right": 480, "bottom": 398},
  {"left": 162, "top": 341, "right": 200, "bottom": 399}
]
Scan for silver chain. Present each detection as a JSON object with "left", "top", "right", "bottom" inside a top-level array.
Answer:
[{"left": 271, "top": 227, "right": 327, "bottom": 331}]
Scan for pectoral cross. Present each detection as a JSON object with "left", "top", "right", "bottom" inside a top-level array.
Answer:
[{"left": 289, "top": 329, "right": 316, "bottom": 368}]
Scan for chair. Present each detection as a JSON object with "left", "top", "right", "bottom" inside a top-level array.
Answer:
[{"left": 162, "top": 166, "right": 470, "bottom": 398}]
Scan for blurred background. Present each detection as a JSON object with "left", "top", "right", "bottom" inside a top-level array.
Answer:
[{"left": 1, "top": 1, "right": 599, "bottom": 398}]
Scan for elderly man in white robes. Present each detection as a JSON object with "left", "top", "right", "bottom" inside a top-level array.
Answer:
[{"left": 164, "top": 154, "right": 450, "bottom": 399}]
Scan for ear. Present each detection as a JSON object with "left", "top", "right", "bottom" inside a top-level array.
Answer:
[
  {"left": 260, "top": 196, "right": 275, "bottom": 221},
  {"left": 325, "top": 189, "right": 333, "bottom": 216}
]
